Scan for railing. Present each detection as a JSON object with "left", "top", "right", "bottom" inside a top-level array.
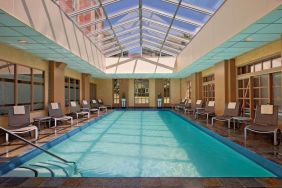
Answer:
[{"left": 0, "top": 127, "right": 77, "bottom": 174}]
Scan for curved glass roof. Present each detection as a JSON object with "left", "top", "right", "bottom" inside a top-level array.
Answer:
[{"left": 56, "top": 0, "right": 224, "bottom": 57}]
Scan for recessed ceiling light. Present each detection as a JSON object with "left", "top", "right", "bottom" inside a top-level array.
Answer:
[
  {"left": 244, "top": 37, "right": 252, "bottom": 42},
  {"left": 18, "top": 39, "right": 28, "bottom": 44}
]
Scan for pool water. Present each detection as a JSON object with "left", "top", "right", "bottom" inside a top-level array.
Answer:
[{"left": 22, "top": 111, "right": 274, "bottom": 177}]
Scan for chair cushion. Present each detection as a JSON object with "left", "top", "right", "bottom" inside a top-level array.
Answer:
[
  {"left": 51, "top": 103, "right": 59, "bottom": 109},
  {"left": 261, "top": 105, "right": 273, "bottom": 115},
  {"left": 196, "top": 100, "right": 202, "bottom": 105},
  {"left": 70, "top": 101, "right": 76, "bottom": 107},
  {"left": 208, "top": 101, "right": 215, "bottom": 107},
  {"left": 13, "top": 106, "right": 25, "bottom": 115},
  {"left": 228, "top": 102, "right": 236, "bottom": 109}
]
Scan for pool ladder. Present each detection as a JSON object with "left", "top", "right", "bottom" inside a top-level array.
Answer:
[{"left": 0, "top": 127, "right": 78, "bottom": 177}]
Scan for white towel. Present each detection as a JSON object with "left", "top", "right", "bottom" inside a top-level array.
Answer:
[
  {"left": 196, "top": 100, "right": 202, "bottom": 105},
  {"left": 261, "top": 105, "right": 273, "bottom": 115},
  {"left": 98, "top": 99, "right": 102, "bottom": 103},
  {"left": 70, "top": 101, "right": 76, "bottom": 107},
  {"left": 228, "top": 102, "right": 236, "bottom": 109},
  {"left": 188, "top": 99, "right": 192, "bottom": 104},
  {"left": 51, "top": 103, "right": 59, "bottom": 109},
  {"left": 82, "top": 100, "right": 88, "bottom": 105},
  {"left": 208, "top": 101, "right": 215, "bottom": 107},
  {"left": 92, "top": 100, "right": 97, "bottom": 104},
  {"left": 13, "top": 106, "right": 25, "bottom": 115}
]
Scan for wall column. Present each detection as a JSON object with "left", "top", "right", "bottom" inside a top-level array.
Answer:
[
  {"left": 81, "top": 73, "right": 91, "bottom": 101},
  {"left": 49, "top": 61, "right": 67, "bottom": 108},
  {"left": 214, "top": 60, "right": 229, "bottom": 115}
]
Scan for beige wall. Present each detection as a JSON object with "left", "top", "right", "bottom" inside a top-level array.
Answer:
[{"left": 236, "top": 39, "right": 281, "bottom": 67}]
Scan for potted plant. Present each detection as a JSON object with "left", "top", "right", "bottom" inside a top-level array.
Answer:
[
  {"left": 157, "top": 93, "right": 162, "bottom": 108},
  {"left": 121, "top": 92, "right": 126, "bottom": 108}
]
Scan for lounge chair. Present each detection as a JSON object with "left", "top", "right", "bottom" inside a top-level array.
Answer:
[
  {"left": 195, "top": 101, "right": 215, "bottom": 123},
  {"left": 245, "top": 105, "right": 281, "bottom": 145},
  {"left": 180, "top": 99, "right": 192, "bottom": 111},
  {"left": 211, "top": 102, "right": 240, "bottom": 128},
  {"left": 81, "top": 100, "right": 99, "bottom": 115},
  {"left": 5, "top": 106, "right": 38, "bottom": 143},
  {"left": 70, "top": 101, "right": 90, "bottom": 119},
  {"left": 174, "top": 99, "right": 187, "bottom": 110},
  {"left": 92, "top": 99, "right": 107, "bottom": 112},
  {"left": 185, "top": 99, "right": 204, "bottom": 114},
  {"left": 98, "top": 99, "right": 112, "bottom": 109},
  {"left": 48, "top": 103, "right": 73, "bottom": 127}
]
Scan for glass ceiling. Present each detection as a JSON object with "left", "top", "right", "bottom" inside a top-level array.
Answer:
[{"left": 55, "top": 0, "right": 224, "bottom": 57}]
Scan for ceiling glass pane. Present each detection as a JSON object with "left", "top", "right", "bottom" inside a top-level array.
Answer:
[
  {"left": 177, "top": 7, "right": 210, "bottom": 23},
  {"left": 182, "top": 0, "right": 225, "bottom": 11},
  {"left": 56, "top": 0, "right": 225, "bottom": 57}
]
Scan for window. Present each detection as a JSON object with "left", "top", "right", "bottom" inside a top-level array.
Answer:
[
  {"left": 0, "top": 62, "right": 15, "bottom": 115},
  {"left": 65, "top": 77, "right": 80, "bottom": 107},
  {"left": 238, "top": 78, "right": 250, "bottom": 116},
  {"left": 202, "top": 75, "right": 215, "bottom": 103},
  {"left": 33, "top": 69, "right": 44, "bottom": 110},
  {"left": 237, "top": 56, "right": 282, "bottom": 118},
  {"left": 237, "top": 56, "right": 281, "bottom": 75},
  {"left": 0, "top": 60, "right": 45, "bottom": 115},
  {"left": 253, "top": 75, "right": 269, "bottom": 107},
  {"left": 163, "top": 79, "right": 170, "bottom": 104},
  {"left": 272, "top": 72, "right": 282, "bottom": 119},
  {"left": 134, "top": 79, "right": 149, "bottom": 104},
  {"left": 113, "top": 79, "right": 120, "bottom": 104},
  {"left": 186, "top": 80, "right": 192, "bottom": 99},
  {"left": 17, "top": 65, "right": 31, "bottom": 106}
]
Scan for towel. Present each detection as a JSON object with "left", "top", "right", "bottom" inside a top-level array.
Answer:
[
  {"left": 51, "top": 103, "right": 59, "bottom": 109},
  {"left": 208, "top": 101, "right": 215, "bottom": 107},
  {"left": 261, "top": 105, "right": 273, "bottom": 115},
  {"left": 98, "top": 99, "right": 102, "bottom": 103},
  {"left": 228, "top": 102, "right": 236, "bottom": 109},
  {"left": 188, "top": 99, "right": 192, "bottom": 104},
  {"left": 92, "top": 100, "right": 97, "bottom": 104},
  {"left": 13, "top": 106, "right": 25, "bottom": 115},
  {"left": 82, "top": 100, "right": 88, "bottom": 105}
]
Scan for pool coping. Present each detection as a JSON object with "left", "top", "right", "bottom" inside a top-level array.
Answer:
[{"left": 0, "top": 109, "right": 282, "bottom": 177}]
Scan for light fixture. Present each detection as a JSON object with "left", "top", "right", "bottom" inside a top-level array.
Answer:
[
  {"left": 244, "top": 37, "right": 252, "bottom": 42},
  {"left": 18, "top": 39, "right": 28, "bottom": 44}
]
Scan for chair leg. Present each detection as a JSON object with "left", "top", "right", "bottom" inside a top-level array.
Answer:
[
  {"left": 244, "top": 128, "right": 247, "bottom": 141},
  {"left": 5, "top": 133, "right": 9, "bottom": 144},
  {"left": 54, "top": 119, "right": 57, "bottom": 128},
  {"left": 274, "top": 131, "right": 277, "bottom": 146},
  {"left": 206, "top": 114, "right": 209, "bottom": 124},
  {"left": 211, "top": 117, "right": 214, "bottom": 126},
  {"left": 70, "top": 117, "right": 73, "bottom": 125},
  {"left": 35, "top": 128, "right": 38, "bottom": 140},
  {"left": 228, "top": 120, "right": 230, "bottom": 129}
]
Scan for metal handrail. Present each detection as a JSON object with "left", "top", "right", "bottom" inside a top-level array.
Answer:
[{"left": 0, "top": 127, "right": 77, "bottom": 174}]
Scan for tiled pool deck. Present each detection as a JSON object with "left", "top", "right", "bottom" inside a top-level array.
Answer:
[{"left": 0, "top": 109, "right": 282, "bottom": 187}]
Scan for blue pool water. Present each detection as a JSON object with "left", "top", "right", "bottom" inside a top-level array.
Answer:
[{"left": 21, "top": 111, "right": 275, "bottom": 177}]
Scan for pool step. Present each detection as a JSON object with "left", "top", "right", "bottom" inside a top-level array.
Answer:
[{"left": 3, "top": 160, "right": 76, "bottom": 177}]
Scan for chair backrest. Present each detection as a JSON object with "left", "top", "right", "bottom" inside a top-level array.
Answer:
[
  {"left": 205, "top": 101, "right": 215, "bottom": 113},
  {"left": 254, "top": 105, "right": 278, "bottom": 126},
  {"left": 48, "top": 103, "right": 64, "bottom": 118},
  {"left": 195, "top": 100, "right": 203, "bottom": 108},
  {"left": 8, "top": 106, "right": 30, "bottom": 127},
  {"left": 82, "top": 100, "right": 90, "bottom": 109},
  {"left": 224, "top": 102, "right": 240, "bottom": 117},
  {"left": 91, "top": 99, "right": 99, "bottom": 108},
  {"left": 70, "top": 101, "right": 80, "bottom": 113},
  {"left": 185, "top": 99, "right": 192, "bottom": 107}
]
